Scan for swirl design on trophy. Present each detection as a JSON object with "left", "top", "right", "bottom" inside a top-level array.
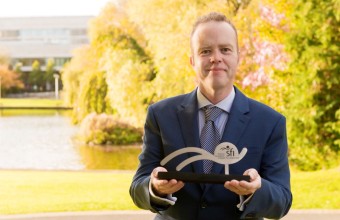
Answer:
[{"left": 158, "top": 142, "right": 250, "bottom": 184}]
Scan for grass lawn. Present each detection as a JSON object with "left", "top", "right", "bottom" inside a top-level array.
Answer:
[
  {"left": 0, "top": 98, "right": 71, "bottom": 116},
  {"left": 0, "top": 168, "right": 339, "bottom": 214},
  {"left": 291, "top": 167, "right": 340, "bottom": 209},
  {"left": 0, "top": 98, "right": 64, "bottom": 107},
  {"left": 0, "top": 170, "right": 139, "bottom": 214}
]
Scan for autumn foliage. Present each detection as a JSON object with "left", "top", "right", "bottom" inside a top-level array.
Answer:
[
  {"left": 61, "top": 0, "right": 339, "bottom": 170},
  {"left": 0, "top": 65, "right": 24, "bottom": 95}
]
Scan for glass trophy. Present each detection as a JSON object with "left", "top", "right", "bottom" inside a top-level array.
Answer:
[{"left": 158, "top": 142, "right": 250, "bottom": 184}]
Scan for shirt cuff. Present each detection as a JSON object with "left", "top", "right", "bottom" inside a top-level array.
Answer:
[
  {"left": 149, "top": 180, "right": 177, "bottom": 206},
  {"left": 237, "top": 194, "right": 254, "bottom": 211}
]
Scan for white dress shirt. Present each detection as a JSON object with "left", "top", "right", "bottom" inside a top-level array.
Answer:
[{"left": 197, "top": 87, "right": 235, "bottom": 137}]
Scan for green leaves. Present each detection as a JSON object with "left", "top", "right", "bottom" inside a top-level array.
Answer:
[{"left": 285, "top": 0, "right": 340, "bottom": 170}]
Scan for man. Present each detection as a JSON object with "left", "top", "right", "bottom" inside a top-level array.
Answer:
[{"left": 130, "top": 12, "right": 292, "bottom": 220}]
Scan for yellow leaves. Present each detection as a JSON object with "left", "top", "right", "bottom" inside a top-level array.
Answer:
[
  {"left": 88, "top": 2, "right": 123, "bottom": 42},
  {"left": 0, "top": 65, "right": 24, "bottom": 90},
  {"left": 103, "top": 48, "right": 152, "bottom": 127}
]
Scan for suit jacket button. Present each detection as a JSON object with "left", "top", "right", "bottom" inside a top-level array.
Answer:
[{"left": 201, "top": 201, "right": 207, "bottom": 208}]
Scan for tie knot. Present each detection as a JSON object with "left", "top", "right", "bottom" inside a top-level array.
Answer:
[{"left": 203, "top": 106, "right": 222, "bottom": 122}]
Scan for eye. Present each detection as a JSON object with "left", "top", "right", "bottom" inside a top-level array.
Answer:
[
  {"left": 221, "top": 47, "right": 232, "bottom": 53},
  {"left": 199, "top": 49, "right": 211, "bottom": 56}
]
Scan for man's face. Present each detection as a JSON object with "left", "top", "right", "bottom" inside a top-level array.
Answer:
[{"left": 190, "top": 21, "right": 239, "bottom": 95}]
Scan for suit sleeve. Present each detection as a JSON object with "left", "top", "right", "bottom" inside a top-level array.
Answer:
[
  {"left": 241, "top": 116, "right": 293, "bottom": 219},
  {"left": 129, "top": 105, "right": 168, "bottom": 212}
]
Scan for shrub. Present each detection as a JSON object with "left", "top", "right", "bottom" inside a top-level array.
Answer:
[{"left": 78, "top": 112, "right": 143, "bottom": 145}]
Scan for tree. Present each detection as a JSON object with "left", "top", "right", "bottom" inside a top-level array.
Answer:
[
  {"left": 232, "top": 0, "right": 291, "bottom": 112},
  {"left": 0, "top": 65, "right": 24, "bottom": 96},
  {"left": 28, "top": 60, "right": 43, "bottom": 91},
  {"left": 13, "top": 62, "right": 27, "bottom": 90},
  {"left": 45, "top": 59, "right": 55, "bottom": 91},
  {"left": 92, "top": 2, "right": 155, "bottom": 127},
  {"left": 62, "top": 44, "right": 113, "bottom": 124},
  {"left": 284, "top": 0, "right": 340, "bottom": 170},
  {"left": 63, "top": 1, "right": 155, "bottom": 126}
]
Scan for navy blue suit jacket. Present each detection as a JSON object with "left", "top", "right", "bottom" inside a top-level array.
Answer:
[{"left": 130, "top": 87, "right": 292, "bottom": 220}]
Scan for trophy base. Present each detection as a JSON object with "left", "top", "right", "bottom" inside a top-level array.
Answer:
[{"left": 158, "top": 171, "right": 250, "bottom": 184}]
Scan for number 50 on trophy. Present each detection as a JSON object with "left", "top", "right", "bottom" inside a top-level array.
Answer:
[{"left": 158, "top": 142, "right": 250, "bottom": 184}]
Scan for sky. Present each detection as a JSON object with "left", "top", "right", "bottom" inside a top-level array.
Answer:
[{"left": 0, "top": 0, "right": 113, "bottom": 17}]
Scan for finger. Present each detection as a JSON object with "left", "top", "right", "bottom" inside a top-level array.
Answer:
[
  {"left": 225, "top": 180, "right": 251, "bottom": 195},
  {"left": 239, "top": 179, "right": 260, "bottom": 194},
  {"left": 243, "top": 168, "right": 258, "bottom": 181},
  {"left": 232, "top": 183, "right": 249, "bottom": 193},
  {"left": 169, "top": 180, "right": 185, "bottom": 191},
  {"left": 159, "top": 180, "right": 185, "bottom": 195},
  {"left": 225, "top": 180, "right": 242, "bottom": 192},
  {"left": 151, "top": 167, "right": 169, "bottom": 188},
  {"left": 239, "top": 180, "right": 252, "bottom": 188},
  {"left": 228, "top": 185, "right": 249, "bottom": 195},
  {"left": 153, "top": 167, "right": 167, "bottom": 178}
]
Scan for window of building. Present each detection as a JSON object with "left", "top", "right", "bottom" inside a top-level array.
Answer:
[{"left": 0, "top": 30, "right": 19, "bottom": 40}]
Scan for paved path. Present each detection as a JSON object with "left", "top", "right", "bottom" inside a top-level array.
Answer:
[{"left": 1, "top": 210, "right": 340, "bottom": 220}]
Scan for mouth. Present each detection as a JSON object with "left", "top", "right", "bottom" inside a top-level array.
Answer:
[{"left": 208, "top": 68, "right": 226, "bottom": 73}]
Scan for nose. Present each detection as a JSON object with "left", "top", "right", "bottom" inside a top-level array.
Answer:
[{"left": 209, "top": 51, "right": 222, "bottom": 63}]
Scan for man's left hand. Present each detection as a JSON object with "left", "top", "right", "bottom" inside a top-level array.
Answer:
[{"left": 224, "top": 168, "right": 261, "bottom": 196}]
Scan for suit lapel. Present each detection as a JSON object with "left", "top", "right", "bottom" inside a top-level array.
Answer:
[
  {"left": 177, "top": 89, "right": 202, "bottom": 174},
  {"left": 222, "top": 87, "right": 251, "bottom": 148}
]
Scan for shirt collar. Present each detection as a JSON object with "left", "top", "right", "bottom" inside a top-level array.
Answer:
[{"left": 197, "top": 87, "right": 235, "bottom": 113}]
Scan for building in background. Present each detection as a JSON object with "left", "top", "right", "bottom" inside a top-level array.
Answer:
[
  {"left": 0, "top": 16, "right": 91, "bottom": 72},
  {"left": 0, "top": 16, "right": 92, "bottom": 93}
]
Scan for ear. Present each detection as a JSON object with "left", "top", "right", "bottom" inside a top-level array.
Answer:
[{"left": 190, "top": 56, "right": 194, "bottom": 67}]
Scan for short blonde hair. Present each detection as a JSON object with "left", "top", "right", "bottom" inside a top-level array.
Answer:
[{"left": 190, "top": 12, "right": 239, "bottom": 51}]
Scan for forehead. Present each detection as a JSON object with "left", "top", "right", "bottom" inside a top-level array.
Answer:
[{"left": 191, "top": 21, "right": 237, "bottom": 50}]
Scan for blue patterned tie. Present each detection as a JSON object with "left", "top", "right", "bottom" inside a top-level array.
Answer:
[{"left": 200, "top": 106, "right": 223, "bottom": 173}]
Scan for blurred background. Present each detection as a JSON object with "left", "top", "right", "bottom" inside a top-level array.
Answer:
[{"left": 0, "top": 0, "right": 339, "bottom": 216}]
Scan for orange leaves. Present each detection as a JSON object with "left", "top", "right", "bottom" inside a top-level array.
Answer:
[{"left": 0, "top": 65, "right": 24, "bottom": 90}]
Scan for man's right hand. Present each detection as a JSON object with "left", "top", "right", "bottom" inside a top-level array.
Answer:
[{"left": 150, "top": 167, "right": 185, "bottom": 197}]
